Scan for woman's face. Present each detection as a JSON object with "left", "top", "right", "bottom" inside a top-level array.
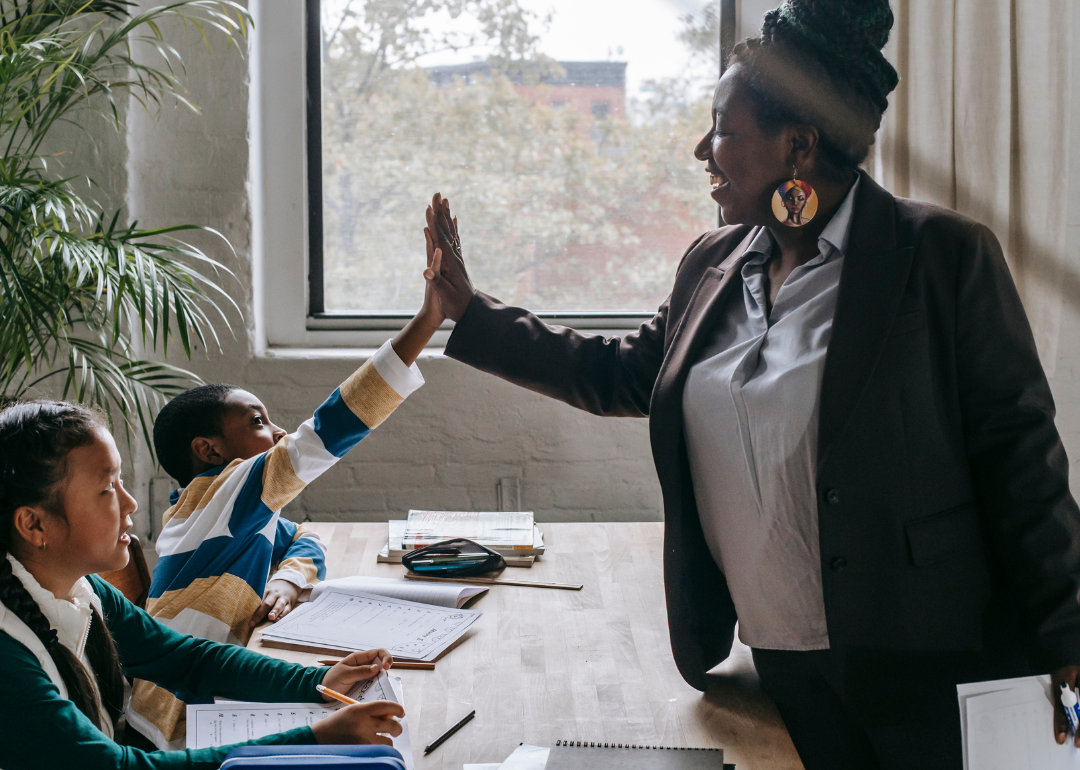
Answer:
[
  {"left": 693, "top": 65, "right": 792, "bottom": 226},
  {"left": 43, "top": 429, "right": 136, "bottom": 577},
  {"left": 784, "top": 187, "right": 807, "bottom": 214}
]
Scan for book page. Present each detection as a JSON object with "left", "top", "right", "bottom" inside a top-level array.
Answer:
[
  {"left": 403, "top": 511, "right": 534, "bottom": 547},
  {"left": 187, "top": 670, "right": 414, "bottom": 768},
  {"left": 308, "top": 575, "right": 487, "bottom": 608},
  {"left": 260, "top": 589, "right": 482, "bottom": 661}
]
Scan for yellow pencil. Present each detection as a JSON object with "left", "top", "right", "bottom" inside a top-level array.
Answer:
[{"left": 316, "top": 684, "right": 358, "bottom": 706}]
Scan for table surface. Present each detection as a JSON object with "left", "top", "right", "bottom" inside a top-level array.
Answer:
[{"left": 248, "top": 522, "right": 803, "bottom": 770}]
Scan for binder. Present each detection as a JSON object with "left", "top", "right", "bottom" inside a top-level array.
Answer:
[{"left": 545, "top": 739, "right": 731, "bottom": 769}]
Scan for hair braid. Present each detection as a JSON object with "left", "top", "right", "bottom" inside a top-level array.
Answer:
[{"left": 0, "top": 401, "right": 125, "bottom": 732}]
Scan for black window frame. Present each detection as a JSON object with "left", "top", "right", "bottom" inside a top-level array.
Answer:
[{"left": 305, "top": 0, "right": 735, "bottom": 322}]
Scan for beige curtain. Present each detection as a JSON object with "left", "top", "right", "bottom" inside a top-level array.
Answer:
[{"left": 872, "top": 0, "right": 1073, "bottom": 375}]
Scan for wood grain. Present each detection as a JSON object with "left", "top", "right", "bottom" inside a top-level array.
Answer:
[{"left": 247, "top": 522, "right": 803, "bottom": 770}]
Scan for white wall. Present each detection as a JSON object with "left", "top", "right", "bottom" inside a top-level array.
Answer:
[{"left": 66, "top": 2, "right": 1078, "bottom": 542}]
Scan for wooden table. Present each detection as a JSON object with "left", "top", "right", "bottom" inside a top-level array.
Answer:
[{"left": 248, "top": 522, "right": 803, "bottom": 769}]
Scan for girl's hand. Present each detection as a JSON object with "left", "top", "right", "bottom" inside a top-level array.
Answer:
[
  {"left": 311, "top": 701, "right": 405, "bottom": 745},
  {"left": 320, "top": 649, "right": 393, "bottom": 696},
  {"left": 418, "top": 226, "right": 447, "bottom": 330},
  {"left": 424, "top": 192, "right": 475, "bottom": 322}
]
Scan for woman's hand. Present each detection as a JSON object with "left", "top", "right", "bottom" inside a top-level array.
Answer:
[
  {"left": 320, "top": 649, "right": 393, "bottom": 696},
  {"left": 311, "top": 701, "right": 405, "bottom": 746},
  {"left": 424, "top": 192, "right": 475, "bottom": 322},
  {"left": 1053, "top": 665, "right": 1080, "bottom": 745},
  {"left": 249, "top": 579, "right": 301, "bottom": 628}
]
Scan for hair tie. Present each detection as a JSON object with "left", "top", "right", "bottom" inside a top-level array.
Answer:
[{"left": 42, "top": 628, "right": 59, "bottom": 650}]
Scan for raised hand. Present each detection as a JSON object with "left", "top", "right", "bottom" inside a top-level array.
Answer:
[{"left": 424, "top": 192, "right": 475, "bottom": 322}]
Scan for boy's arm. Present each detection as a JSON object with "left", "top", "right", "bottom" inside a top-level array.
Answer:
[{"left": 270, "top": 520, "right": 327, "bottom": 589}]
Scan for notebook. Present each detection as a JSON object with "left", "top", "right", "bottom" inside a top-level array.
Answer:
[{"left": 545, "top": 740, "right": 729, "bottom": 769}]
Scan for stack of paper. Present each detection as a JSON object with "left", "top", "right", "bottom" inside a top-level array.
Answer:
[
  {"left": 959, "top": 675, "right": 1080, "bottom": 769},
  {"left": 378, "top": 516, "right": 545, "bottom": 565},
  {"left": 403, "top": 510, "right": 534, "bottom": 548},
  {"left": 260, "top": 588, "right": 482, "bottom": 661},
  {"left": 187, "top": 669, "right": 415, "bottom": 768},
  {"left": 304, "top": 576, "right": 488, "bottom": 609}
]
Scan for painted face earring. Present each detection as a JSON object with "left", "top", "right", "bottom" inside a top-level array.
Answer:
[{"left": 772, "top": 166, "right": 818, "bottom": 227}]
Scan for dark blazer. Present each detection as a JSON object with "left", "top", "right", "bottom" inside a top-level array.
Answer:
[{"left": 444, "top": 171, "right": 1080, "bottom": 690}]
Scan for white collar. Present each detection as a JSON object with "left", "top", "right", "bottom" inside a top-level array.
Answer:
[{"left": 5, "top": 554, "right": 100, "bottom": 659}]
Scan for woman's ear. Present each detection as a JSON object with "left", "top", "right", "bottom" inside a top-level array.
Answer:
[
  {"left": 788, "top": 124, "right": 820, "bottom": 170},
  {"left": 11, "top": 505, "right": 49, "bottom": 551}
]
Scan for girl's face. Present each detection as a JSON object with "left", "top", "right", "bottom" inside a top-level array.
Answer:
[{"left": 45, "top": 428, "right": 136, "bottom": 577}]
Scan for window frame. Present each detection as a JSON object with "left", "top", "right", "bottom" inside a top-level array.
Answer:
[{"left": 254, "top": 0, "right": 731, "bottom": 348}]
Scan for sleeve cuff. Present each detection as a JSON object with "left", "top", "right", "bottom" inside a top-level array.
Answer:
[
  {"left": 268, "top": 569, "right": 313, "bottom": 591},
  {"left": 371, "top": 339, "right": 425, "bottom": 399}
]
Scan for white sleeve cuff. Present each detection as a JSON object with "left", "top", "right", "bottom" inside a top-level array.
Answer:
[
  {"left": 269, "top": 568, "right": 314, "bottom": 591},
  {"left": 371, "top": 339, "right": 425, "bottom": 398}
]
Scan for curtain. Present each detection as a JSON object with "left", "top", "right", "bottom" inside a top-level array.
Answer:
[{"left": 871, "top": 0, "right": 1073, "bottom": 375}]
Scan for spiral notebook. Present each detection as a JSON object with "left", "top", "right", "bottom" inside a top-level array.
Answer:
[{"left": 544, "top": 740, "right": 730, "bottom": 769}]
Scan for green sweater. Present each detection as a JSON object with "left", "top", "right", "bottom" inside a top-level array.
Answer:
[{"left": 0, "top": 575, "right": 327, "bottom": 770}]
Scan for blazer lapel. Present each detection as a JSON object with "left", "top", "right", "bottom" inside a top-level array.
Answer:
[{"left": 817, "top": 172, "right": 915, "bottom": 470}]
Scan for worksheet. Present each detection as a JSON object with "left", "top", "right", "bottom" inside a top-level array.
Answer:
[
  {"left": 964, "top": 677, "right": 1080, "bottom": 770},
  {"left": 186, "top": 670, "right": 414, "bottom": 768},
  {"left": 259, "top": 589, "right": 482, "bottom": 661},
  {"left": 306, "top": 575, "right": 487, "bottom": 608}
]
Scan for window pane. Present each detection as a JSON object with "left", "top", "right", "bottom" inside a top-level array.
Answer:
[{"left": 319, "top": 0, "right": 719, "bottom": 313}]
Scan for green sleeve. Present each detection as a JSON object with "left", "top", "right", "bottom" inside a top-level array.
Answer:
[
  {"left": 89, "top": 576, "right": 330, "bottom": 703},
  {"left": 0, "top": 631, "right": 316, "bottom": 770}
]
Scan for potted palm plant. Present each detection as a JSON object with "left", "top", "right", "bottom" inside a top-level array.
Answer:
[{"left": 0, "top": 0, "right": 250, "bottom": 448}]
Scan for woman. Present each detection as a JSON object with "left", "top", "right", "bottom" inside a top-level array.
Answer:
[
  {"left": 0, "top": 400, "right": 403, "bottom": 770},
  {"left": 421, "top": 1, "right": 1080, "bottom": 768}
]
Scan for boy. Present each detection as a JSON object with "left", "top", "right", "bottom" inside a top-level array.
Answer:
[{"left": 128, "top": 233, "right": 447, "bottom": 750}]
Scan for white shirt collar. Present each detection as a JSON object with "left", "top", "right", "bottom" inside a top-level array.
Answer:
[
  {"left": 6, "top": 554, "right": 98, "bottom": 658},
  {"left": 744, "top": 175, "right": 862, "bottom": 263}
]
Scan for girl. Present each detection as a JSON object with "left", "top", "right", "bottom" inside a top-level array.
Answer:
[{"left": 0, "top": 400, "right": 403, "bottom": 770}]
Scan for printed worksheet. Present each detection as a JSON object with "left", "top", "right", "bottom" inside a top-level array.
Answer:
[
  {"left": 964, "top": 677, "right": 1080, "bottom": 770},
  {"left": 307, "top": 575, "right": 487, "bottom": 608},
  {"left": 259, "top": 589, "right": 482, "bottom": 661},
  {"left": 186, "top": 670, "right": 414, "bottom": 768}
]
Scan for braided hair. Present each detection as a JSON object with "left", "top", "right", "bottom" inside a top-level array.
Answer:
[
  {"left": 0, "top": 401, "right": 125, "bottom": 732},
  {"left": 729, "top": 0, "right": 899, "bottom": 174}
]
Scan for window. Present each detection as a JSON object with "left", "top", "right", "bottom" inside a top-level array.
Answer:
[{"left": 307, "top": 0, "right": 727, "bottom": 322}]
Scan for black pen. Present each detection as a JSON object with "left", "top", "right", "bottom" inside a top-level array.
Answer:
[{"left": 423, "top": 709, "right": 476, "bottom": 755}]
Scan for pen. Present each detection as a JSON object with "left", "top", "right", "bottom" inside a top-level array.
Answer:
[
  {"left": 1061, "top": 682, "right": 1080, "bottom": 734},
  {"left": 316, "top": 684, "right": 358, "bottom": 706},
  {"left": 423, "top": 709, "right": 476, "bottom": 755}
]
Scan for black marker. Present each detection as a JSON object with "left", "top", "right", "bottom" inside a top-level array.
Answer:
[{"left": 423, "top": 709, "right": 476, "bottom": 755}]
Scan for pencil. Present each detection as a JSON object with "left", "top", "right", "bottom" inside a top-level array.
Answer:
[
  {"left": 316, "top": 684, "right": 358, "bottom": 706},
  {"left": 423, "top": 709, "right": 476, "bottom": 755},
  {"left": 318, "top": 659, "right": 436, "bottom": 670}
]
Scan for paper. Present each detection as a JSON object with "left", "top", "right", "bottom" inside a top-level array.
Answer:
[
  {"left": 260, "top": 589, "right": 482, "bottom": 661},
  {"left": 307, "top": 575, "right": 487, "bottom": 609},
  {"left": 498, "top": 744, "right": 551, "bottom": 770},
  {"left": 187, "top": 669, "right": 415, "bottom": 768},
  {"left": 960, "top": 675, "right": 1080, "bottom": 770},
  {"left": 403, "top": 510, "right": 534, "bottom": 548}
]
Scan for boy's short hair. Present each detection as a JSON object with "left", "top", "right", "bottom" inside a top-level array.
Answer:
[{"left": 154, "top": 383, "right": 239, "bottom": 486}]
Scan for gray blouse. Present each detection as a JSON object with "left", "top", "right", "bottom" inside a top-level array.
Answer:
[{"left": 682, "top": 178, "right": 859, "bottom": 651}]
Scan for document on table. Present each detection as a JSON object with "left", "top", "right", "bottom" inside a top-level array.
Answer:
[
  {"left": 186, "top": 669, "right": 415, "bottom": 768},
  {"left": 259, "top": 589, "right": 482, "bottom": 661},
  {"left": 306, "top": 575, "right": 487, "bottom": 608},
  {"left": 959, "top": 675, "right": 1080, "bottom": 770}
]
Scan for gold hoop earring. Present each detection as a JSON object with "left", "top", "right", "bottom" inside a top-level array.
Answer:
[
  {"left": 38, "top": 542, "right": 46, "bottom": 551},
  {"left": 771, "top": 165, "right": 818, "bottom": 227}
]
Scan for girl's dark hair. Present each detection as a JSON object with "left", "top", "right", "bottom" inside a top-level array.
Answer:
[
  {"left": 0, "top": 401, "right": 125, "bottom": 732},
  {"left": 729, "top": 0, "right": 899, "bottom": 174}
]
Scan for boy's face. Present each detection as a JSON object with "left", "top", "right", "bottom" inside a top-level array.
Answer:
[{"left": 191, "top": 389, "right": 287, "bottom": 472}]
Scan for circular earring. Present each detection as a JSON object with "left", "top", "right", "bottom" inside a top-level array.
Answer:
[
  {"left": 38, "top": 542, "right": 46, "bottom": 551},
  {"left": 771, "top": 166, "right": 818, "bottom": 227}
]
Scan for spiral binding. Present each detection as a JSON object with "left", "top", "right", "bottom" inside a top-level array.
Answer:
[{"left": 554, "top": 740, "right": 721, "bottom": 751}]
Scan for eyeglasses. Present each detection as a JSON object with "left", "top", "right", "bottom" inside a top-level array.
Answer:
[{"left": 402, "top": 538, "right": 506, "bottom": 577}]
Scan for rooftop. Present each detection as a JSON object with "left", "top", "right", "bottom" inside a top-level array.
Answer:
[{"left": 425, "top": 60, "right": 627, "bottom": 89}]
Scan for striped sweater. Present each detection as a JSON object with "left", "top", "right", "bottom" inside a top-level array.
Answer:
[{"left": 128, "top": 341, "right": 424, "bottom": 750}]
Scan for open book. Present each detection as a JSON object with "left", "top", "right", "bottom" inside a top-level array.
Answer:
[{"left": 301, "top": 575, "right": 487, "bottom": 609}]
